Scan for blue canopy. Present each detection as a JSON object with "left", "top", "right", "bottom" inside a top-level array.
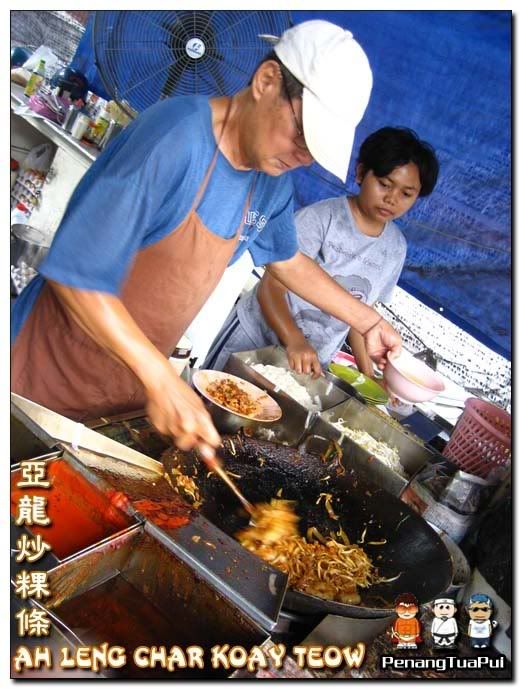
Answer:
[
  {"left": 71, "top": 10, "right": 511, "bottom": 358},
  {"left": 291, "top": 10, "right": 511, "bottom": 359}
]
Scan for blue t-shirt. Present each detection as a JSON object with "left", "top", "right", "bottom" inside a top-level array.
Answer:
[{"left": 12, "top": 96, "right": 297, "bottom": 343}]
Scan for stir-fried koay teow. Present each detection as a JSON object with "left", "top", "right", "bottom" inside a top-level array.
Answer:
[
  {"left": 236, "top": 499, "right": 381, "bottom": 605},
  {"left": 162, "top": 437, "right": 387, "bottom": 606}
]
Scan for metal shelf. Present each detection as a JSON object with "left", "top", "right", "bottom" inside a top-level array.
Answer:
[{"left": 11, "top": 83, "right": 98, "bottom": 170}]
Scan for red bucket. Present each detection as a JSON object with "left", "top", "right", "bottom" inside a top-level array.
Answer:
[{"left": 442, "top": 398, "right": 511, "bottom": 479}]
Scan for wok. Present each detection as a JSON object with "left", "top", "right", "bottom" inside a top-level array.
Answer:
[{"left": 162, "top": 433, "right": 452, "bottom": 619}]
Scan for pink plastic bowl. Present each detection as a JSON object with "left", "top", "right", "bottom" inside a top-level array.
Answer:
[{"left": 383, "top": 350, "right": 445, "bottom": 403}]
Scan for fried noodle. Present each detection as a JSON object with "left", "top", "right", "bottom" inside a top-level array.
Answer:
[{"left": 236, "top": 499, "right": 380, "bottom": 605}]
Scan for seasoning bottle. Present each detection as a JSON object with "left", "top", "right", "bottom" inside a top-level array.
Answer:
[
  {"left": 70, "top": 112, "right": 91, "bottom": 141},
  {"left": 91, "top": 105, "right": 111, "bottom": 145},
  {"left": 24, "top": 59, "right": 46, "bottom": 97},
  {"left": 99, "top": 120, "right": 123, "bottom": 150},
  {"left": 83, "top": 93, "right": 102, "bottom": 142}
]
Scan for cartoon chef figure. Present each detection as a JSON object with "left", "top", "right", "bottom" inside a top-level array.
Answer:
[
  {"left": 466, "top": 594, "right": 498, "bottom": 649},
  {"left": 430, "top": 597, "right": 459, "bottom": 649}
]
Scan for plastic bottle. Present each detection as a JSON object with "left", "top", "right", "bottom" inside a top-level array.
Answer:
[
  {"left": 11, "top": 202, "right": 31, "bottom": 225},
  {"left": 92, "top": 106, "right": 111, "bottom": 145},
  {"left": 24, "top": 59, "right": 46, "bottom": 97}
]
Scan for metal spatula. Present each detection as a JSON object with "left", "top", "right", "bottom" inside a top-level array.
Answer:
[{"left": 11, "top": 393, "right": 163, "bottom": 476}]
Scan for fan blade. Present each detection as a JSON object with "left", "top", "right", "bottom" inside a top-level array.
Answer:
[
  {"left": 198, "top": 10, "right": 218, "bottom": 44},
  {"left": 202, "top": 57, "right": 227, "bottom": 96},
  {"left": 118, "top": 60, "right": 181, "bottom": 100},
  {"left": 164, "top": 10, "right": 198, "bottom": 42},
  {"left": 205, "top": 51, "right": 250, "bottom": 79},
  {"left": 195, "top": 68, "right": 218, "bottom": 94},
  {"left": 212, "top": 10, "right": 262, "bottom": 41},
  {"left": 161, "top": 59, "right": 189, "bottom": 98},
  {"left": 139, "top": 11, "right": 186, "bottom": 40}
]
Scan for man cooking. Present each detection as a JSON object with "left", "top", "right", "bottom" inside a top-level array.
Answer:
[{"left": 11, "top": 20, "right": 401, "bottom": 459}]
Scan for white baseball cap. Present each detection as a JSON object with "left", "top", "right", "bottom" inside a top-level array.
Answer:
[{"left": 261, "top": 20, "right": 373, "bottom": 182}]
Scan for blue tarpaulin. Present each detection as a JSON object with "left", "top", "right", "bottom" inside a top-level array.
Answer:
[
  {"left": 292, "top": 10, "right": 511, "bottom": 359},
  {"left": 71, "top": 10, "right": 511, "bottom": 358}
]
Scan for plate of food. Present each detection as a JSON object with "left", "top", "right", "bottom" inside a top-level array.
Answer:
[{"left": 192, "top": 370, "right": 282, "bottom": 422}]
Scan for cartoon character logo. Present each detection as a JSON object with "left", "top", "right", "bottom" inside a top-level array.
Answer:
[
  {"left": 466, "top": 594, "right": 498, "bottom": 649},
  {"left": 391, "top": 593, "right": 422, "bottom": 649},
  {"left": 430, "top": 597, "right": 459, "bottom": 649},
  {"left": 293, "top": 275, "right": 372, "bottom": 358},
  {"left": 334, "top": 274, "right": 371, "bottom": 303}
]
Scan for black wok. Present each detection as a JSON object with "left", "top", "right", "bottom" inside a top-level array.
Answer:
[{"left": 162, "top": 433, "right": 452, "bottom": 619}]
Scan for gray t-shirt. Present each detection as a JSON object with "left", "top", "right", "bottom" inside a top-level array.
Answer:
[{"left": 237, "top": 195, "right": 407, "bottom": 366}]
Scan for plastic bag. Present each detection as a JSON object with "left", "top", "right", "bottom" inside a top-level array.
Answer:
[
  {"left": 23, "top": 45, "right": 59, "bottom": 76},
  {"left": 10, "top": 66, "right": 31, "bottom": 86},
  {"left": 21, "top": 143, "right": 54, "bottom": 173}
]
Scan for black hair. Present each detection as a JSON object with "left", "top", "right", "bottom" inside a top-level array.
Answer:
[
  {"left": 249, "top": 50, "right": 303, "bottom": 101},
  {"left": 357, "top": 127, "right": 439, "bottom": 196}
]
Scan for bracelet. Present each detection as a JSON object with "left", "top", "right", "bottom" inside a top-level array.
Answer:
[{"left": 361, "top": 316, "right": 383, "bottom": 337}]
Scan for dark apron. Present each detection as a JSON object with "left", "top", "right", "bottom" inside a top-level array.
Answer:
[{"left": 12, "top": 99, "right": 254, "bottom": 421}]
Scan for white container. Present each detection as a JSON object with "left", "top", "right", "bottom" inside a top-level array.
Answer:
[
  {"left": 169, "top": 335, "right": 192, "bottom": 376},
  {"left": 70, "top": 113, "right": 90, "bottom": 141}
]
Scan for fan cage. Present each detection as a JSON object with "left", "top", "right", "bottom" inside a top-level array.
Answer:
[{"left": 93, "top": 10, "right": 292, "bottom": 119}]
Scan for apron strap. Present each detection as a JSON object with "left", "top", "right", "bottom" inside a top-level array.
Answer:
[
  {"left": 192, "top": 95, "right": 259, "bottom": 244},
  {"left": 233, "top": 171, "right": 258, "bottom": 240},
  {"left": 190, "top": 97, "right": 235, "bottom": 212}
]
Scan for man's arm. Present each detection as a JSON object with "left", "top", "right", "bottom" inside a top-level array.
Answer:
[
  {"left": 48, "top": 281, "right": 221, "bottom": 458},
  {"left": 266, "top": 252, "right": 401, "bottom": 368},
  {"left": 257, "top": 271, "right": 322, "bottom": 377},
  {"left": 347, "top": 327, "right": 375, "bottom": 379}
]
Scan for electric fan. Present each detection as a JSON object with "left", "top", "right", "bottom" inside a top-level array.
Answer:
[{"left": 92, "top": 10, "right": 292, "bottom": 118}]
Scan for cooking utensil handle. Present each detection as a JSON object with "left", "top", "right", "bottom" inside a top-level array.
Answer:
[{"left": 198, "top": 442, "right": 255, "bottom": 516}]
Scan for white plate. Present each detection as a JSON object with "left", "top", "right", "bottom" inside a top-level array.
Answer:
[{"left": 193, "top": 370, "right": 282, "bottom": 422}]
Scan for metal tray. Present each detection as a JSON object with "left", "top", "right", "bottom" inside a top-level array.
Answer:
[
  {"left": 41, "top": 526, "right": 270, "bottom": 679},
  {"left": 11, "top": 454, "right": 136, "bottom": 564},
  {"left": 309, "top": 397, "right": 444, "bottom": 496},
  {"left": 58, "top": 440, "right": 287, "bottom": 633},
  {"left": 11, "top": 412, "right": 56, "bottom": 464},
  {"left": 10, "top": 408, "right": 288, "bottom": 635}
]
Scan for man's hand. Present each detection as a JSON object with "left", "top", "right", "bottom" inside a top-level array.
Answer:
[
  {"left": 47, "top": 283, "right": 222, "bottom": 459},
  {"left": 364, "top": 317, "right": 402, "bottom": 369},
  {"left": 144, "top": 360, "right": 221, "bottom": 455},
  {"left": 286, "top": 335, "right": 322, "bottom": 378}
]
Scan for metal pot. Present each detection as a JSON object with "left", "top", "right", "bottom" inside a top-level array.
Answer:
[
  {"left": 11, "top": 224, "right": 51, "bottom": 269},
  {"left": 11, "top": 224, "right": 52, "bottom": 293}
]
